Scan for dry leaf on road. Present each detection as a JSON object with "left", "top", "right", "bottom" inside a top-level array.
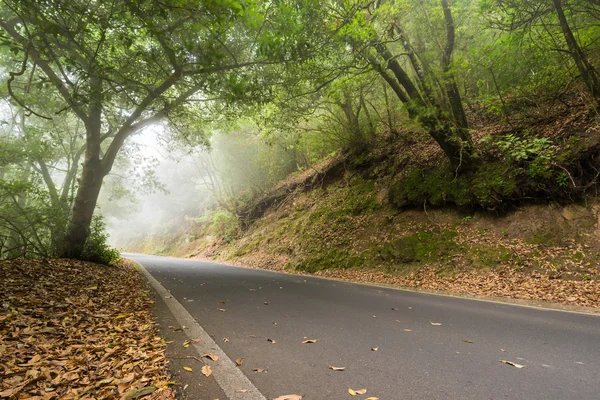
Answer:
[
  {"left": 349, "top": 388, "right": 367, "bottom": 396},
  {"left": 302, "top": 339, "right": 318, "bottom": 344},
  {"left": 430, "top": 321, "right": 442, "bottom": 326},
  {"left": 235, "top": 358, "right": 245, "bottom": 366},
  {"left": 273, "top": 395, "right": 303, "bottom": 400},
  {"left": 201, "top": 365, "right": 212, "bottom": 377},
  {"left": 500, "top": 360, "right": 526, "bottom": 368},
  {"left": 371, "top": 347, "right": 378, "bottom": 351},
  {"left": 202, "top": 352, "right": 219, "bottom": 361},
  {"left": 328, "top": 365, "right": 345, "bottom": 371},
  {"left": 183, "top": 366, "right": 193, "bottom": 372}
]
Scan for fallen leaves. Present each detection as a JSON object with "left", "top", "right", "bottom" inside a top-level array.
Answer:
[
  {"left": 301, "top": 339, "right": 318, "bottom": 344},
  {"left": 123, "top": 386, "right": 156, "bottom": 399},
  {"left": 0, "top": 258, "right": 174, "bottom": 400},
  {"left": 218, "top": 308, "right": 226, "bottom": 312},
  {"left": 429, "top": 321, "right": 442, "bottom": 326},
  {"left": 267, "top": 338, "right": 277, "bottom": 344},
  {"left": 348, "top": 388, "right": 367, "bottom": 396},
  {"left": 235, "top": 357, "right": 245, "bottom": 366},
  {"left": 273, "top": 395, "right": 303, "bottom": 400},
  {"left": 183, "top": 366, "right": 193, "bottom": 372},
  {"left": 328, "top": 365, "right": 345, "bottom": 371},
  {"left": 371, "top": 347, "right": 378, "bottom": 351},
  {"left": 202, "top": 352, "right": 219, "bottom": 361},
  {"left": 201, "top": 365, "right": 213, "bottom": 377},
  {"left": 500, "top": 360, "right": 526, "bottom": 368}
]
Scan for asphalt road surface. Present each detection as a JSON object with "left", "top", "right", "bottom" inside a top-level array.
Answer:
[{"left": 129, "top": 253, "right": 600, "bottom": 400}]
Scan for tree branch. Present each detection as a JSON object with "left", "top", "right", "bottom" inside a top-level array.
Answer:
[{"left": 0, "top": 18, "right": 90, "bottom": 123}]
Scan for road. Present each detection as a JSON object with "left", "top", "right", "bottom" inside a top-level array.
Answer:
[{"left": 129, "top": 253, "right": 600, "bottom": 400}]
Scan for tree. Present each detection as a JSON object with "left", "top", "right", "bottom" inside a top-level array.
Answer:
[
  {"left": 489, "top": 0, "right": 600, "bottom": 103},
  {"left": 335, "top": 0, "right": 476, "bottom": 170},
  {"left": 0, "top": 0, "right": 279, "bottom": 258}
]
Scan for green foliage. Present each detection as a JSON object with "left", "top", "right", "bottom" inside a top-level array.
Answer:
[
  {"left": 81, "top": 216, "right": 121, "bottom": 266},
  {"left": 195, "top": 210, "right": 239, "bottom": 244},
  {"left": 494, "top": 134, "right": 553, "bottom": 163}
]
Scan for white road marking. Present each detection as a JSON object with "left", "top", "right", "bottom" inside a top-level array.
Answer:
[{"left": 134, "top": 260, "right": 267, "bottom": 400}]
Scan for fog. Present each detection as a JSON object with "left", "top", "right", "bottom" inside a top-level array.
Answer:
[
  {"left": 100, "top": 129, "right": 214, "bottom": 248},
  {"left": 100, "top": 122, "right": 303, "bottom": 250}
]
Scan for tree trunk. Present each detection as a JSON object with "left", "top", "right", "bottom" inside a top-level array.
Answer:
[
  {"left": 440, "top": 0, "right": 470, "bottom": 132},
  {"left": 61, "top": 155, "right": 105, "bottom": 259},
  {"left": 421, "top": 114, "right": 475, "bottom": 171},
  {"left": 553, "top": 0, "right": 600, "bottom": 102},
  {"left": 62, "top": 77, "right": 105, "bottom": 259}
]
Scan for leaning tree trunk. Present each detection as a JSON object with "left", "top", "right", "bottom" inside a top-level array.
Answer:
[
  {"left": 61, "top": 155, "right": 105, "bottom": 259},
  {"left": 553, "top": 0, "right": 600, "bottom": 102},
  {"left": 62, "top": 84, "right": 106, "bottom": 260}
]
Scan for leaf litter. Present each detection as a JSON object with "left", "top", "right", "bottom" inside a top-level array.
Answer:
[{"left": 0, "top": 258, "right": 175, "bottom": 399}]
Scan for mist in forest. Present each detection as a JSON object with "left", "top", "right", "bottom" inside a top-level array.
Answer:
[{"left": 100, "top": 123, "right": 307, "bottom": 249}]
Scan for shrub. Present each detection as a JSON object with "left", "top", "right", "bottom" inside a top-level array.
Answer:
[{"left": 81, "top": 215, "right": 121, "bottom": 265}]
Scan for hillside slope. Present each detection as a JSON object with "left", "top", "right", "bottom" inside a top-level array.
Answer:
[{"left": 125, "top": 96, "right": 600, "bottom": 308}]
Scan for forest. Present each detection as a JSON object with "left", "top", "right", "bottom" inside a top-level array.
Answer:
[
  {"left": 1, "top": 0, "right": 600, "bottom": 265},
  {"left": 2, "top": 1, "right": 600, "bottom": 399}
]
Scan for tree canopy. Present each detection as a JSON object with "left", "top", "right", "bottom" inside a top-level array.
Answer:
[{"left": 1, "top": 0, "right": 599, "bottom": 261}]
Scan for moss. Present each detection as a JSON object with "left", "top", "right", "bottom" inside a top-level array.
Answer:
[
  {"left": 294, "top": 248, "right": 364, "bottom": 273},
  {"left": 467, "top": 245, "right": 514, "bottom": 269},
  {"left": 389, "top": 161, "right": 521, "bottom": 209},
  {"left": 379, "top": 229, "right": 460, "bottom": 264},
  {"left": 529, "top": 227, "right": 566, "bottom": 246}
]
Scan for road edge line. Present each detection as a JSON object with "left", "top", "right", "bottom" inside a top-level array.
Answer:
[{"left": 132, "top": 259, "right": 267, "bottom": 400}]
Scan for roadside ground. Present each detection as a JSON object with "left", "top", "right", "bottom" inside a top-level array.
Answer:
[
  {"left": 148, "top": 284, "right": 227, "bottom": 400},
  {"left": 0, "top": 258, "right": 175, "bottom": 400}
]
